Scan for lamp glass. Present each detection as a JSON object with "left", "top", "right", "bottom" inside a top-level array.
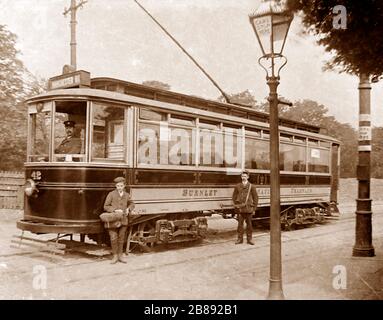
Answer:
[
  {"left": 272, "top": 15, "right": 292, "bottom": 55},
  {"left": 251, "top": 12, "right": 292, "bottom": 56},
  {"left": 252, "top": 15, "right": 272, "bottom": 56}
]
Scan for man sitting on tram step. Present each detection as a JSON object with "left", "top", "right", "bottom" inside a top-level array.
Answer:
[
  {"left": 101, "top": 177, "right": 135, "bottom": 264},
  {"left": 232, "top": 170, "right": 258, "bottom": 245},
  {"left": 55, "top": 120, "right": 82, "bottom": 154}
]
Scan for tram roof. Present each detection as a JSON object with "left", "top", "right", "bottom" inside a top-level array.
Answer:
[
  {"left": 30, "top": 73, "right": 330, "bottom": 136},
  {"left": 90, "top": 77, "right": 322, "bottom": 134}
]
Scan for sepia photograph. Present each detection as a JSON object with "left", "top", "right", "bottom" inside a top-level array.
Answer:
[{"left": 0, "top": 0, "right": 382, "bottom": 306}]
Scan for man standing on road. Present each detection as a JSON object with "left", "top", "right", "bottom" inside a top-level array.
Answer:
[
  {"left": 232, "top": 170, "right": 258, "bottom": 245},
  {"left": 101, "top": 177, "right": 135, "bottom": 264}
]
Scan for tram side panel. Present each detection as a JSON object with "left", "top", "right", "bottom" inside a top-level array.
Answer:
[{"left": 18, "top": 166, "right": 127, "bottom": 234}]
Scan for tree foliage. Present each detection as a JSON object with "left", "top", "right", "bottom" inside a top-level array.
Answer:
[
  {"left": 0, "top": 26, "right": 24, "bottom": 104},
  {"left": 286, "top": 0, "right": 383, "bottom": 78},
  {"left": 142, "top": 80, "right": 171, "bottom": 91},
  {"left": 0, "top": 25, "right": 46, "bottom": 171},
  {"left": 0, "top": 25, "right": 26, "bottom": 170},
  {"left": 217, "top": 90, "right": 268, "bottom": 112}
]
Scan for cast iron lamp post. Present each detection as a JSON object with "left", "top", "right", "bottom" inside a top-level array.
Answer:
[{"left": 249, "top": 0, "right": 293, "bottom": 300}]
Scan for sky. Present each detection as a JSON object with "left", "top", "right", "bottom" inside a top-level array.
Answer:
[{"left": 1, "top": 0, "right": 383, "bottom": 128}]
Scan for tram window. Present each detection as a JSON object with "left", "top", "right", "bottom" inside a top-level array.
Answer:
[
  {"left": 231, "top": 110, "right": 247, "bottom": 118},
  {"left": 223, "top": 124, "right": 241, "bottom": 130},
  {"left": 139, "top": 108, "right": 167, "bottom": 122},
  {"left": 246, "top": 128, "right": 261, "bottom": 137},
  {"left": 262, "top": 131, "right": 270, "bottom": 139},
  {"left": 199, "top": 119, "right": 221, "bottom": 130},
  {"left": 308, "top": 148, "right": 330, "bottom": 173},
  {"left": 54, "top": 101, "right": 86, "bottom": 162},
  {"left": 138, "top": 121, "right": 196, "bottom": 166},
  {"left": 223, "top": 129, "right": 242, "bottom": 168},
  {"left": 294, "top": 136, "right": 306, "bottom": 144},
  {"left": 170, "top": 114, "right": 195, "bottom": 127},
  {"left": 106, "top": 85, "right": 117, "bottom": 92},
  {"left": 280, "top": 134, "right": 293, "bottom": 142},
  {"left": 245, "top": 137, "right": 269, "bottom": 169},
  {"left": 138, "top": 122, "right": 161, "bottom": 165},
  {"left": 168, "top": 126, "right": 195, "bottom": 165},
  {"left": 279, "top": 143, "right": 306, "bottom": 172},
  {"left": 308, "top": 139, "right": 319, "bottom": 146},
  {"left": 91, "top": 103, "right": 125, "bottom": 162},
  {"left": 321, "top": 141, "right": 331, "bottom": 148},
  {"left": 199, "top": 128, "right": 224, "bottom": 167},
  {"left": 28, "top": 102, "right": 52, "bottom": 162}
]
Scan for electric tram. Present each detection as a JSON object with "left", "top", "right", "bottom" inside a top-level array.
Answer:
[{"left": 17, "top": 69, "right": 340, "bottom": 250}]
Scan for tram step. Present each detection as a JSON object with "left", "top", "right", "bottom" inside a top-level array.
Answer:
[{"left": 11, "top": 234, "right": 66, "bottom": 256}]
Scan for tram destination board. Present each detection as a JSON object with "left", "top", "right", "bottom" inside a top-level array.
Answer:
[{"left": 48, "top": 70, "right": 91, "bottom": 90}]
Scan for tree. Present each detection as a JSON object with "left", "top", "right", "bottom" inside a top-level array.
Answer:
[
  {"left": 0, "top": 25, "right": 27, "bottom": 170},
  {"left": 142, "top": 80, "right": 171, "bottom": 91},
  {"left": 0, "top": 26, "right": 24, "bottom": 104},
  {"left": 0, "top": 25, "right": 46, "bottom": 171},
  {"left": 287, "top": 0, "right": 383, "bottom": 78},
  {"left": 279, "top": 99, "right": 330, "bottom": 125},
  {"left": 217, "top": 90, "right": 268, "bottom": 112}
]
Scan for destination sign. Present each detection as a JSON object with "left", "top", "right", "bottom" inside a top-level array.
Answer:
[{"left": 48, "top": 70, "right": 91, "bottom": 90}]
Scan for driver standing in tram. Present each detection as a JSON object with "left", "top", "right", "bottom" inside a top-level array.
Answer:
[
  {"left": 101, "top": 177, "right": 135, "bottom": 264},
  {"left": 55, "top": 120, "right": 82, "bottom": 154}
]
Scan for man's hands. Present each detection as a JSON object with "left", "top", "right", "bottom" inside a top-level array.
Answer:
[
  {"left": 126, "top": 208, "right": 140, "bottom": 216},
  {"left": 114, "top": 208, "right": 140, "bottom": 217}
]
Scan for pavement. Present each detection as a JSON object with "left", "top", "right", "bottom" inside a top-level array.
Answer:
[{"left": 0, "top": 202, "right": 382, "bottom": 300}]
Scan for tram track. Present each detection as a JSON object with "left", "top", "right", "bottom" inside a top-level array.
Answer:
[
  {"left": 0, "top": 213, "right": 365, "bottom": 264},
  {"left": 2, "top": 204, "right": 382, "bottom": 283}
]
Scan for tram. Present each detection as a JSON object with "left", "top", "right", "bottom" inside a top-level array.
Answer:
[{"left": 17, "top": 69, "right": 340, "bottom": 250}]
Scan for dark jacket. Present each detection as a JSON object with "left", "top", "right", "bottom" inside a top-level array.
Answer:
[
  {"left": 232, "top": 182, "right": 258, "bottom": 214},
  {"left": 102, "top": 190, "right": 135, "bottom": 228},
  {"left": 55, "top": 136, "right": 82, "bottom": 154}
]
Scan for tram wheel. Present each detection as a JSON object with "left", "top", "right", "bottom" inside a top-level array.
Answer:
[
  {"left": 283, "top": 220, "right": 294, "bottom": 231},
  {"left": 131, "top": 220, "right": 157, "bottom": 252}
]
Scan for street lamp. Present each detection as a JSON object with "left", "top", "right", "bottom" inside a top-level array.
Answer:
[{"left": 249, "top": 0, "right": 293, "bottom": 300}]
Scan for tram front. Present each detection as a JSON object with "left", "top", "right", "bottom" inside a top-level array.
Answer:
[{"left": 17, "top": 72, "right": 128, "bottom": 239}]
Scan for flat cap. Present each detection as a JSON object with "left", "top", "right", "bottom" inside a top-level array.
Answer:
[
  {"left": 113, "top": 177, "right": 126, "bottom": 184},
  {"left": 241, "top": 170, "right": 250, "bottom": 176},
  {"left": 64, "top": 120, "right": 76, "bottom": 127}
]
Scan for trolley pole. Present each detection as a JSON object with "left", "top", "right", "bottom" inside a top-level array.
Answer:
[
  {"left": 63, "top": 0, "right": 87, "bottom": 70},
  {"left": 353, "top": 73, "right": 375, "bottom": 257},
  {"left": 267, "top": 76, "right": 284, "bottom": 300}
]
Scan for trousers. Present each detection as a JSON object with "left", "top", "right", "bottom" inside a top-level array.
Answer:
[
  {"left": 108, "top": 226, "right": 128, "bottom": 255},
  {"left": 237, "top": 213, "right": 253, "bottom": 240}
]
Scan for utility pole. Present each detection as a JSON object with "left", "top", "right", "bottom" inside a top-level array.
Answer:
[
  {"left": 353, "top": 73, "right": 375, "bottom": 257},
  {"left": 63, "top": 0, "right": 87, "bottom": 71}
]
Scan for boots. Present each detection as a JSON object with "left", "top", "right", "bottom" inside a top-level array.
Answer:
[
  {"left": 110, "top": 236, "right": 118, "bottom": 264},
  {"left": 235, "top": 238, "right": 243, "bottom": 244},
  {"left": 247, "top": 234, "right": 254, "bottom": 245},
  {"left": 118, "top": 240, "right": 127, "bottom": 263}
]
